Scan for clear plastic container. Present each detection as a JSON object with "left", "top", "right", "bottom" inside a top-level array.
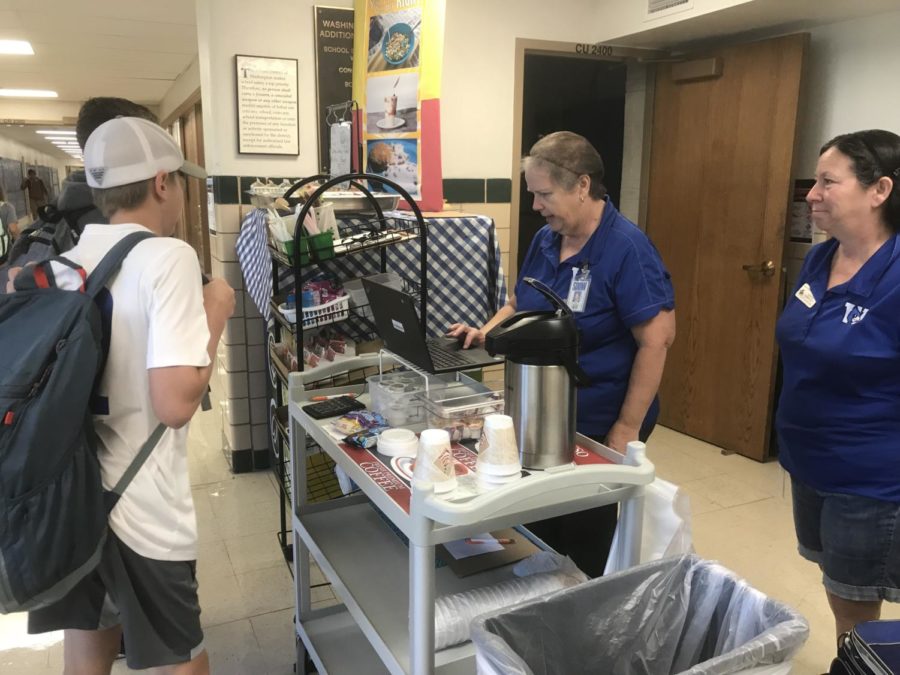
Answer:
[
  {"left": 419, "top": 375, "right": 503, "bottom": 442},
  {"left": 366, "top": 371, "right": 442, "bottom": 427}
]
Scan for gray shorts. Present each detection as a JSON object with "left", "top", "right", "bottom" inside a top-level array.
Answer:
[{"left": 28, "top": 529, "right": 205, "bottom": 670}]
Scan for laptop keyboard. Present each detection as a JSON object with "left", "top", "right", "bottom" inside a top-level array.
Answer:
[{"left": 427, "top": 343, "right": 473, "bottom": 369}]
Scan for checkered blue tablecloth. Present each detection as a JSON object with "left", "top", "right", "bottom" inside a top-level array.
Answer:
[{"left": 269, "top": 210, "right": 508, "bottom": 337}]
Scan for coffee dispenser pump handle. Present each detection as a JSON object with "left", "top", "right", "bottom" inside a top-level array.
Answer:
[{"left": 522, "top": 277, "right": 571, "bottom": 317}]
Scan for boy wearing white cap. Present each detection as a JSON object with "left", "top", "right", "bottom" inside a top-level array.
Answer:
[{"left": 28, "top": 117, "right": 233, "bottom": 675}]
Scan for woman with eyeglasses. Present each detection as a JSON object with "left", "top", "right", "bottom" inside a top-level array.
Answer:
[{"left": 448, "top": 131, "right": 676, "bottom": 577}]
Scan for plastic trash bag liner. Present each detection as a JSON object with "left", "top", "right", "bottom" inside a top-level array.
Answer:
[
  {"left": 470, "top": 554, "right": 808, "bottom": 675},
  {"left": 605, "top": 477, "right": 694, "bottom": 576}
]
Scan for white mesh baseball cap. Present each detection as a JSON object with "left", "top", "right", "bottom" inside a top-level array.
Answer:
[{"left": 84, "top": 116, "right": 207, "bottom": 189}]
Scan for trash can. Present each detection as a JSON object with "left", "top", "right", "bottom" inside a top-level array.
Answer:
[{"left": 470, "top": 555, "right": 808, "bottom": 675}]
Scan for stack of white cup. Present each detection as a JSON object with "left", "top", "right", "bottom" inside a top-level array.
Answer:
[
  {"left": 412, "top": 428, "right": 457, "bottom": 493},
  {"left": 476, "top": 414, "right": 522, "bottom": 487}
]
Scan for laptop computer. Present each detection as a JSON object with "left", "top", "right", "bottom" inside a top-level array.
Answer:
[{"left": 362, "top": 277, "right": 504, "bottom": 374}]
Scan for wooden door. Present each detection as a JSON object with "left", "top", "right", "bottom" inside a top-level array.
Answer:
[
  {"left": 645, "top": 34, "right": 807, "bottom": 460},
  {"left": 180, "top": 104, "right": 212, "bottom": 273}
]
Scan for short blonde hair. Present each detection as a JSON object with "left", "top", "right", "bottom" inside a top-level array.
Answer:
[
  {"left": 91, "top": 178, "right": 154, "bottom": 218},
  {"left": 522, "top": 131, "right": 607, "bottom": 200}
]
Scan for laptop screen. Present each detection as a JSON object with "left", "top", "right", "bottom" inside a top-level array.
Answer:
[{"left": 362, "top": 278, "right": 433, "bottom": 370}]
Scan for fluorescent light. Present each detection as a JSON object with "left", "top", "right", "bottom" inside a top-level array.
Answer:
[
  {"left": 45, "top": 137, "right": 77, "bottom": 142},
  {"left": 0, "top": 40, "right": 34, "bottom": 55},
  {"left": 0, "top": 89, "right": 58, "bottom": 98},
  {"left": 37, "top": 129, "right": 75, "bottom": 135}
]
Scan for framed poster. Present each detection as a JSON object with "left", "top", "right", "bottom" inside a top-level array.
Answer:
[
  {"left": 314, "top": 6, "right": 355, "bottom": 172},
  {"left": 235, "top": 54, "right": 300, "bottom": 155}
]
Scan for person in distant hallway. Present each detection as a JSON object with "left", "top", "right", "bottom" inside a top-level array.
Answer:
[{"left": 21, "top": 168, "right": 48, "bottom": 219}]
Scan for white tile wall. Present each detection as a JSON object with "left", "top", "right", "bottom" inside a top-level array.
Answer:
[
  {"left": 233, "top": 292, "right": 245, "bottom": 318},
  {"left": 245, "top": 317, "right": 266, "bottom": 345},
  {"left": 210, "top": 259, "right": 244, "bottom": 290},
  {"left": 248, "top": 371, "right": 268, "bottom": 399},
  {"left": 212, "top": 230, "right": 240, "bottom": 262},
  {"left": 247, "top": 344, "right": 266, "bottom": 372},
  {"left": 223, "top": 422, "right": 252, "bottom": 451},
  {"left": 251, "top": 423, "right": 268, "bottom": 451},
  {"left": 217, "top": 344, "right": 247, "bottom": 373},
  {"left": 249, "top": 397, "right": 267, "bottom": 426},
  {"left": 220, "top": 397, "right": 250, "bottom": 426},
  {"left": 223, "top": 317, "right": 246, "bottom": 346},
  {"left": 213, "top": 204, "right": 243, "bottom": 234},
  {"left": 218, "top": 366, "right": 249, "bottom": 400}
]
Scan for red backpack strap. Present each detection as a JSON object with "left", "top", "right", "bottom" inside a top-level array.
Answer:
[{"left": 11, "top": 258, "right": 87, "bottom": 293}]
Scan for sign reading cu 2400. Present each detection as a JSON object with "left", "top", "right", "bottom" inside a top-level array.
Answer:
[{"left": 574, "top": 43, "right": 617, "bottom": 57}]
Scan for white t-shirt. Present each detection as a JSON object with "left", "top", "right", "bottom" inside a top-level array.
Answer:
[{"left": 64, "top": 223, "right": 210, "bottom": 561}]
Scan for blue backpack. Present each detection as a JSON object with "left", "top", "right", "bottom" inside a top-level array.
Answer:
[{"left": 0, "top": 231, "right": 164, "bottom": 613}]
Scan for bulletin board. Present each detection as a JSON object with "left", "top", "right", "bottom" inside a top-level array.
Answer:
[{"left": 0, "top": 158, "right": 26, "bottom": 218}]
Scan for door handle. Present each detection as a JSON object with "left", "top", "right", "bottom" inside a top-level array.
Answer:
[{"left": 742, "top": 260, "right": 776, "bottom": 276}]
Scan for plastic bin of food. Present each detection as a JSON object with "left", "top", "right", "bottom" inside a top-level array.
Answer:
[
  {"left": 302, "top": 295, "right": 349, "bottom": 329},
  {"left": 470, "top": 554, "right": 809, "bottom": 675},
  {"left": 319, "top": 190, "right": 400, "bottom": 213},
  {"left": 419, "top": 376, "right": 503, "bottom": 442}
]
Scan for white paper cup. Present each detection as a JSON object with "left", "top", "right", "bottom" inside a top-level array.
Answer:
[
  {"left": 477, "top": 471, "right": 522, "bottom": 488},
  {"left": 413, "top": 428, "right": 457, "bottom": 493},
  {"left": 477, "top": 414, "right": 521, "bottom": 474},
  {"left": 476, "top": 460, "right": 522, "bottom": 477}
]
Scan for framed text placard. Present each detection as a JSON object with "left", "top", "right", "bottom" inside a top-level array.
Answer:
[{"left": 235, "top": 54, "right": 300, "bottom": 155}]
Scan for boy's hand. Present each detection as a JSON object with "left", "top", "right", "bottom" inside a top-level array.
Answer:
[{"left": 203, "top": 278, "right": 235, "bottom": 326}]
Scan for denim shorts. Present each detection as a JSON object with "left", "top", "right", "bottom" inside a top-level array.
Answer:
[{"left": 791, "top": 477, "right": 900, "bottom": 602}]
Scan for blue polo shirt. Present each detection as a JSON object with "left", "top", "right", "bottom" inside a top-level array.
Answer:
[
  {"left": 776, "top": 235, "right": 900, "bottom": 501},
  {"left": 515, "top": 200, "right": 675, "bottom": 437}
]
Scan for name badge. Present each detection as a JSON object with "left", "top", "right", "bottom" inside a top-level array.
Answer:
[
  {"left": 567, "top": 266, "right": 591, "bottom": 313},
  {"left": 795, "top": 283, "right": 816, "bottom": 308}
]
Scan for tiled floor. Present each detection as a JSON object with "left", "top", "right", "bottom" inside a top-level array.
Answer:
[{"left": 3, "top": 379, "right": 899, "bottom": 673}]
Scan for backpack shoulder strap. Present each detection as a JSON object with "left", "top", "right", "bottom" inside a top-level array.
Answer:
[
  {"left": 88, "top": 230, "right": 165, "bottom": 511},
  {"left": 103, "top": 423, "right": 167, "bottom": 514},
  {"left": 85, "top": 231, "right": 155, "bottom": 298}
]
